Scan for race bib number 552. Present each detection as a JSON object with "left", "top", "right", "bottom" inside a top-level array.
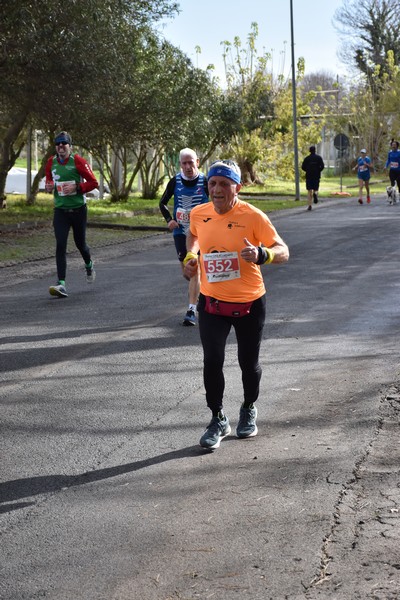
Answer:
[{"left": 203, "top": 251, "right": 240, "bottom": 282}]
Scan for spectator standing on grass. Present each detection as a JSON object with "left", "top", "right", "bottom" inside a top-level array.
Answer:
[
  {"left": 45, "top": 131, "right": 98, "bottom": 298},
  {"left": 159, "top": 148, "right": 209, "bottom": 326},
  {"left": 301, "top": 145, "right": 325, "bottom": 211},
  {"left": 353, "top": 149, "right": 372, "bottom": 204},
  {"left": 183, "top": 160, "right": 289, "bottom": 450}
]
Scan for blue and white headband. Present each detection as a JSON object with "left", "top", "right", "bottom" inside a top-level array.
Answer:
[{"left": 207, "top": 161, "right": 241, "bottom": 184}]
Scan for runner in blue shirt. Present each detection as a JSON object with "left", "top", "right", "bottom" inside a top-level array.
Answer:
[
  {"left": 159, "top": 148, "right": 209, "bottom": 326},
  {"left": 385, "top": 140, "right": 400, "bottom": 189},
  {"left": 352, "top": 148, "right": 372, "bottom": 204}
]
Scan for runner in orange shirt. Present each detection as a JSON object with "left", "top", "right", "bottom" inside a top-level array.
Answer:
[{"left": 184, "top": 160, "right": 289, "bottom": 449}]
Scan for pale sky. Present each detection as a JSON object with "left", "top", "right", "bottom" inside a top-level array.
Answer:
[{"left": 160, "top": 0, "right": 348, "bottom": 83}]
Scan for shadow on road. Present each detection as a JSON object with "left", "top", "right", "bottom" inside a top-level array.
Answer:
[{"left": 0, "top": 444, "right": 206, "bottom": 512}]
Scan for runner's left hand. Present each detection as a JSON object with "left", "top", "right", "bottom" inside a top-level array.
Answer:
[{"left": 241, "top": 237, "right": 258, "bottom": 263}]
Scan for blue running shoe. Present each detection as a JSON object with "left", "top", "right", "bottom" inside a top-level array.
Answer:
[
  {"left": 199, "top": 415, "right": 231, "bottom": 449},
  {"left": 236, "top": 404, "right": 258, "bottom": 438},
  {"left": 49, "top": 283, "right": 68, "bottom": 298},
  {"left": 183, "top": 309, "right": 196, "bottom": 326}
]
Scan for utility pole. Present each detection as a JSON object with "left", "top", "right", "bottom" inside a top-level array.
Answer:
[
  {"left": 26, "top": 124, "right": 32, "bottom": 201},
  {"left": 290, "top": 0, "right": 300, "bottom": 200}
]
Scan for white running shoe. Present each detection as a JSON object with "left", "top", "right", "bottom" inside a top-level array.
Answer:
[
  {"left": 86, "top": 264, "right": 96, "bottom": 283},
  {"left": 49, "top": 284, "right": 68, "bottom": 298}
]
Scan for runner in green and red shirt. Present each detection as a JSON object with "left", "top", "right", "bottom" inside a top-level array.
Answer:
[{"left": 45, "top": 131, "right": 98, "bottom": 298}]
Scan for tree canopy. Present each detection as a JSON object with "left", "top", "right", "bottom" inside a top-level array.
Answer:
[
  {"left": 5, "top": 6, "right": 400, "bottom": 205},
  {"left": 334, "top": 0, "right": 400, "bottom": 79},
  {"left": 0, "top": 0, "right": 179, "bottom": 204}
]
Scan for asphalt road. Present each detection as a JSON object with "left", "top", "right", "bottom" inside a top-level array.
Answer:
[{"left": 0, "top": 196, "right": 399, "bottom": 600}]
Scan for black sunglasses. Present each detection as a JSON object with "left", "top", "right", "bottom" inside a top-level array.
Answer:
[{"left": 56, "top": 141, "right": 69, "bottom": 146}]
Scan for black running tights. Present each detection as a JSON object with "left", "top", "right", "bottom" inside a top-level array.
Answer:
[
  {"left": 53, "top": 206, "right": 91, "bottom": 281},
  {"left": 198, "top": 293, "right": 267, "bottom": 414}
]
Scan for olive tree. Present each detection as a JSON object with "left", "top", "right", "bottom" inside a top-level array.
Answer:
[{"left": 0, "top": 0, "right": 178, "bottom": 207}]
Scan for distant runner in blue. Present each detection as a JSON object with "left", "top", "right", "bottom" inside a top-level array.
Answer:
[
  {"left": 385, "top": 139, "right": 400, "bottom": 190},
  {"left": 353, "top": 148, "right": 372, "bottom": 204}
]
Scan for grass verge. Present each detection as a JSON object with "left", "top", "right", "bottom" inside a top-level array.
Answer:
[{"left": 0, "top": 173, "right": 388, "bottom": 266}]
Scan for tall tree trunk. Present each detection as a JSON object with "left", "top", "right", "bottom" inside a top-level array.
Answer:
[
  {"left": 0, "top": 111, "right": 29, "bottom": 208},
  {"left": 27, "top": 145, "right": 54, "bottom": 205}
]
